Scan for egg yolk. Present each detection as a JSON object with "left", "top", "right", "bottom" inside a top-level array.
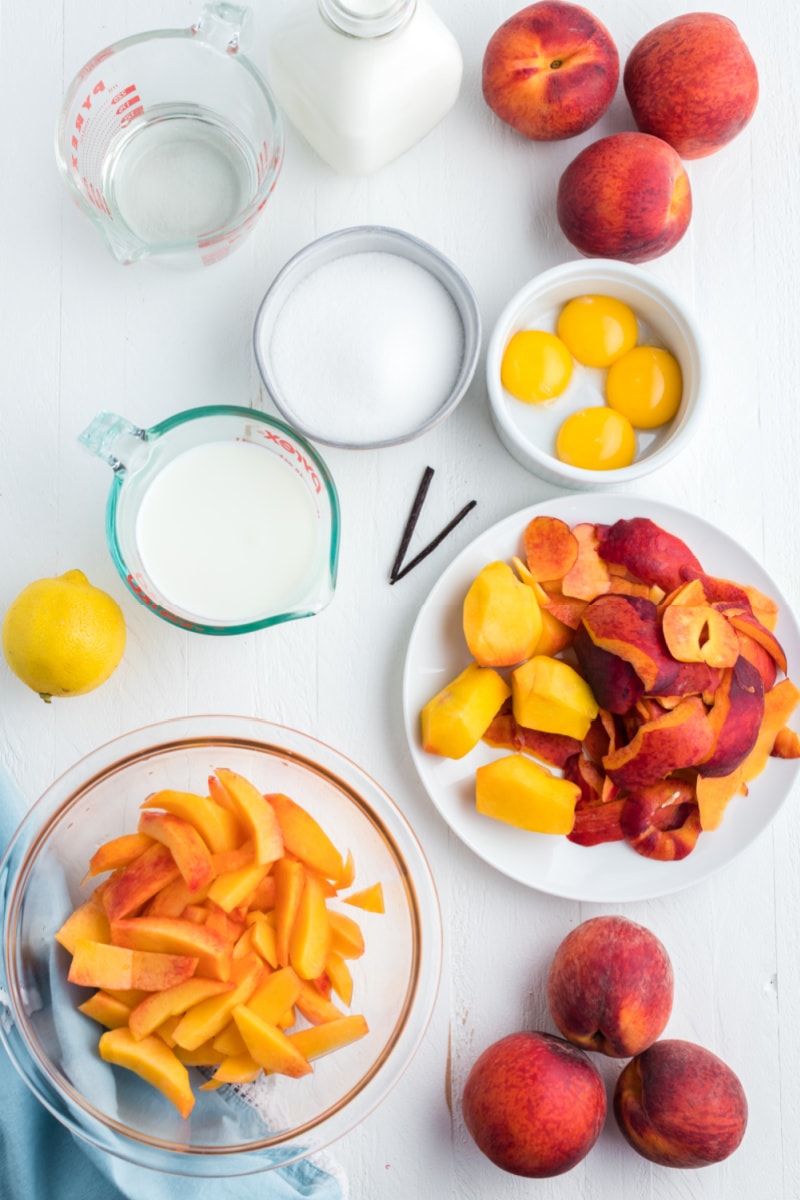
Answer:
[
  {"left": 556, "top": 407, "right": 637, "bottom": 471},
  {"left": 606, "top": 346, "right": 683, "bottom": 429},
  {"left": 556, "top": 295, "right": 639, "bottom": 368},
  {"left": 500, "top": 330, "right": 573, "bottom": 403}
]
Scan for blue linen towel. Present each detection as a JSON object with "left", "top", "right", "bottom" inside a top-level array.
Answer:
[{"left": 0, "top": 760, "right": 346, "bottom": 1200}]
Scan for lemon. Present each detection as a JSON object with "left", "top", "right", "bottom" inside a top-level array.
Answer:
[{"left": 2, "top": 569, "right": 126, "bottom": 701}]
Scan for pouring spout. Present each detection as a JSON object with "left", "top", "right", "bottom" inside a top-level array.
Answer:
[
  {"left": 78, "top": 411, "right": 148, "bottom": 474},
  {"left": 192, "top": 2, "right": 252, "bottom": 53}
]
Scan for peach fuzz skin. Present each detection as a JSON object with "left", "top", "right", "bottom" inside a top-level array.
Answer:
[
  {"left": 462, "top": 1030, "right": 606, "bottom": 1178},
  {"left": 624, "top": 13, "right": 759, "bottom": 160},
  {"left": 614, "top": 1039, "right": 748, "bottom": 1168},
  {"left": 546, "top": 915, "right": 674, "bottom": 1057},
  {"left": 482, "top": 1, "right": 619, "bottom": 141},
  {"left": 557, "top": 132, "right": 691, "bottom": 263}
]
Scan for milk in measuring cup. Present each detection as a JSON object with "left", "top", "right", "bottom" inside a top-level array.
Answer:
[{"left": 134, "top": 441, "right": 318, "bottom": 622}]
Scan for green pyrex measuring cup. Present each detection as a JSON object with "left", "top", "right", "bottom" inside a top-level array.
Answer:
[{"left": 79, "top": 407, "right": 340, "bottom": 635}]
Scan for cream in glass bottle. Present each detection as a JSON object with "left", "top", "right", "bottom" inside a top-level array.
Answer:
[{"left": 264, "top": 0, "right": 463, "bottom": 175}]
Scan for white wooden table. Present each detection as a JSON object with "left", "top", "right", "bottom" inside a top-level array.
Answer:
[{"left": 2, "top": 1, "right": 799, "bottom": 1196}]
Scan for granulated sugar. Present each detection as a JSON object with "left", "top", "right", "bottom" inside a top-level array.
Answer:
[{"left": 264, "top": 250, "right": 464, "bottom": 444}]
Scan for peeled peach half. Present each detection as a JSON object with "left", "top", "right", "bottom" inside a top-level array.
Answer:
[
  {"left": 421, "top": 662, "right": 511, "bottom": 759},
  {"left": 463, "top": 561, "right": 542, "bottom": 667},
  {"left": 476, "top": 754, "right": 581, "bottom": 834}
]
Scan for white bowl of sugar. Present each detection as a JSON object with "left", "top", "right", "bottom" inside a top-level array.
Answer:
[{"left": 253, "top": 226, "right": 481, "bottom": 448}]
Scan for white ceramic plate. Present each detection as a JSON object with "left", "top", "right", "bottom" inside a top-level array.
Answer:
[{"left": 402, "top": 494, "right": 800, "bottom": 902}]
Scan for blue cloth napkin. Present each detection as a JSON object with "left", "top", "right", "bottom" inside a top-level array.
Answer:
[{"left": 0, "top": 760, "right": 346, "bottom": 1200}]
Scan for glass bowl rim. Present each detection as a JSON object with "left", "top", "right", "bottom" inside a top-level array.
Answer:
[{"left": 0, "top": 715, "right": 442, "bottom": 1175}]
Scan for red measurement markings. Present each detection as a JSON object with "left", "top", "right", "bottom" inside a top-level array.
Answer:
[{"left": 71, "top": 80, "right": 144, "bottom": 215}]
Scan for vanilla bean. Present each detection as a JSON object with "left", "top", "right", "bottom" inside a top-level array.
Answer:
[
  {"left": 391, "top": 498, "right": 477, "bottom": 583},
  {"left": 389, "top": 465, "right": 435, "bottom": 582}
]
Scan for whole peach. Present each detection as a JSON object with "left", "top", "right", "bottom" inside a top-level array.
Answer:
[
  {"left": 624, "top": 14, "right": 758, "bottom": 160},
  {"left": 462, "top": 1030, "right": 606, "bottom": 1177},
  {"left": 482, "top": 1, "right": 619, "bottom": 141},
  {"left": 557, "top": 131, "right": 691, "bottom": 263},
  {"left": 614, "top": 1039, "right": 748, "bottom": 1168},
  {"left": 546, "top": 915, "right": 673, "bottom": 1057}
]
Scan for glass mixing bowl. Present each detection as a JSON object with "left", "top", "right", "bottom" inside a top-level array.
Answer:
[{"left": 0, "top": 717, "right": 441, "bottom": 1177}]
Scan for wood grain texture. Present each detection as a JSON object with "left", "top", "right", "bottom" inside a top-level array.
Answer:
[{"left": 1, "top": 1, "right": 798, "bottom": 1196}]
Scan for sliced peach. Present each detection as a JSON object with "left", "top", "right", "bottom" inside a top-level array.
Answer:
[
  {"left": 295, "top": 978, "right": 346, "bottom": 1025},
  {"left": 140, "top": 789, "right": 242, "bottom": 854},
  {"left": 77, "top": 989, "right": 133, "bottom": 1029},
  {"left": 171, "top": 952, "right": 263, "bottom": 1051},
  {"left": 463, "top": 560, "right": 542, "bottom": 667},
  {"left": 201, "top": 1053, "right": 262, "bottom": 1088},
  {"left": 174, "top": 1039, "right": 225, "bottom": 1066},
  {"left": 247, "top": 966, "right": 302, "bottom": 1026},
  {"left": 128, "top": 977, "right": 234, "bottom": 1040},
  {"left": 232, "top": 1005, "right": 313, "bottom": 1078},
  {"left": 476, "top": 753, "right": 580, "bottom": 835},
  {"left": 212, "top": 768, "right": 284, "bottom": 865},
  {"left": 212, "top": 1021, "right": 249, "bottom": 1057},
  {"left": 603, "top": 697, "right": 715, "bottom": 789},
  {"left": 82, "top": 833, "right": 156, "bottom": 885},
  {"left": 143, "top": 876, "right": 209, "bottom": 919},
  {"left": 421, "top": 662, "right": 511, "bottom": 760},
  {"left": 270, "top": 793, "right": 346, "bottom": 882},
  {"left": 523, "top": 515, "right": 578, "bottom": 582},
  {"left": 99, "top": 1027, "right": 195, "bottom": 1119},
  {"left": 55, "top": 896, "right": 111, "bottom": 955},
  {"left": 273, "top": 856, "right": 305, "bottom": 968},
  {"left": 289, "top": 871, "right": 331, "bottom": 981},
  {"left": 207, "top": 861, "right": 269, "bottom": 913},
  {"left": 68, "top": 939, "right": 198, "bottom": 992},
  {"left": 210, "top": 841, "right": 255, "bottom": 876},
  {"left": 324, "top": 951, "right": 354, "bottom": 1008},
  {"left": 328, "top": 910, "right": 366, "bottom": 960},
  {"left": 343, "top": 883, "right": 384, "bottom": 914},
  {"left": 288, "top": 1014, "right": 369, "bottom": 1062},
  {"left": 511, "top": 655, "right": 599, "bottom": 741},
  {"left": 250, "top": 916, "right": 279, "bottom": 968},
  {"left": 110, "top": 917, "right": 232, "bottom": 982},
  {"left": 246, "top": 872, "right": 277, "bottom": 912},
  {"left": 102, "top": 842, "right": 182, "bottom": 923},
  {"left": 137, "top": 810, "right": 214, "bottom": 893}
]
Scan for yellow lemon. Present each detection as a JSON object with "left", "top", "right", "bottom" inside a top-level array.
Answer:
[{"left": 2, "top": 570, "right": 126, "bottom": 701}]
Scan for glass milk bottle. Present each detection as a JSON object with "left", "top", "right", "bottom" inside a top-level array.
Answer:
[{"left": 265, "top": 0, "right": 463, "bottom": 175}]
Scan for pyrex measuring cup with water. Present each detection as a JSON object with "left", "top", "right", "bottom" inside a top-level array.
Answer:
[
  {"left": 79, "top": 407, "right": 340, "bottom": 634},
  {"left": 56, "top": 3, "right": 284, "bottom": 267}
]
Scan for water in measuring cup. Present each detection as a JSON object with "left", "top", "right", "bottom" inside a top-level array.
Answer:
[
  {"left": 104, "top": 105, "right": 256, "bottom": 245},
  {"left": 134, "top": 441, "right": 319, "bottom": 624}
]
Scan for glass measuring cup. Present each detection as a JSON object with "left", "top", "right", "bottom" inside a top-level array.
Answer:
[
  {"left": 56, "top": 2, "right": 284, "bottom": 267},
  {"left": 79, "top": 407, "right": 340, "bottom": 634}
]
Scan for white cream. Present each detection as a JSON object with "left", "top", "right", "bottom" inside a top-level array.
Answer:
[{"left": 134, "top": 440, "right": 318, "bottom": 623}]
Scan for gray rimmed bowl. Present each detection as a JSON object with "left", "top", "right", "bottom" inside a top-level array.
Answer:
[{"left": 253, "top": 225, "right": 481, "bottom": 449}]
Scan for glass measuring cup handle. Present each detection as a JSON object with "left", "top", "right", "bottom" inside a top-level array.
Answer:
[
  {"left": 192, "top": 1, "right": 253, "bottom": 53},
  {"left": 78, "top": 411, "right": 149, "bottom": 475}
]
